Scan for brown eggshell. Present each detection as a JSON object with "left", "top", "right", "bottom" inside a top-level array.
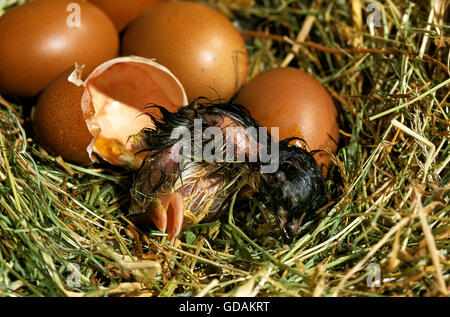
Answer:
[
  {"left": 33, "top": 68, "right": 92, "bottom": 165},
  {"left": 0, "top": 0, "right": 118, "bottom": 98},
  {"left": 32, "top": 56, "right": 188, "bottom": 168},
  {"left": 89, "top": 0, "right": 165, "bottom": 31},
  {"left": 121, "top": 1, "right": 248, "bottom": 102},
  {"left": 235, "top": 67, "right": 339, "bottom": 176}
]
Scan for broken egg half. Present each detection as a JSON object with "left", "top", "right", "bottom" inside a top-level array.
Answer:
[{"left": 32, "top": 56, "right": 187, "bottom": 169}]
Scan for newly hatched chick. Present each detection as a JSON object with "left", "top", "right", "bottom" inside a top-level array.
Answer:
[
  {"left": 128, "top": 101, "right": 259, "bottom": 244},
  {"left": 128, "top": 100, "right": 327, "bottom": 244}
]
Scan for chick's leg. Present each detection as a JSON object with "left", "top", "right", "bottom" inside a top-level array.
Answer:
[{"left": 161, "top": 192, "right": 184, "bottom": 245}]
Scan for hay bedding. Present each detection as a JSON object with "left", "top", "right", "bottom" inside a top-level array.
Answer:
[{"left": 0, "top": 0, "right": 448, "bottom": 297}]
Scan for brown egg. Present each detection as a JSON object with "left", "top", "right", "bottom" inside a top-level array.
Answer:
[
  {"left": 32, "top": 56, "right": 187, "bottom": 168},
  {"left": 121, "top": 1, "right": 248, "bottom": 102},
  {"left": 235, "top": 67, "right": 339, "bottom": 176},
  {"left": 33, "top": 68, "right": 92, "bottom": 164},
  {"left": 89, "top": 0, "right": 165, "bottom": 31},
  {"left": 0, "top": 0, "right": 118, "bottom": 98}
]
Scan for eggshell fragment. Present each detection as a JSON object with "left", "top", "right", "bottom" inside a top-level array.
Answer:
[
  {"left": 32, "top": 56, "right": 188, "bottom": 168},
  {"left": 0, "top": 0, "right": 119, "bottom": 98},
  {"left": 121, "top": 1, "right": 248, "bottom": 102},
  {"left": 89, "top": 0, "right": 165, "bottom": 31},
  {"left": 235, "top": 67, "right": 339, "bottom": 176}
]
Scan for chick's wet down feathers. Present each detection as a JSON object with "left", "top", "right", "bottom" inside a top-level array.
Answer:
[{"left": 128, "top": 101, "right": 327, "bottom": 244}]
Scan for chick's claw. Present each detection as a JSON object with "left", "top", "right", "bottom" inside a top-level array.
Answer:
[
  {"left": 133, "top": 192, "right": 184, "bottom": 245},
  {"left": 161, "top": 192, "right": 184, "bottom": 245},
  {"left": 149, "top": 200, "right": 167, "bottom": 233}
]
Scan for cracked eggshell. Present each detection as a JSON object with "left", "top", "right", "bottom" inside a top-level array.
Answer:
[{"left": 32, "top": 56, "right": 188, "bottom": 169}]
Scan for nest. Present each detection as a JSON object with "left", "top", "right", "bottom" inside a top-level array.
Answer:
[{"left": 0, "top": 0, "right": 448, "bottom": 297}]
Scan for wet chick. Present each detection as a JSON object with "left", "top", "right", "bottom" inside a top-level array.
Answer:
[
  {"left": 128, "top": 100, "right": 327, "bottom": 244},
  {"left": 128, "top": 101, "right": 259, "bottom": 244}
]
